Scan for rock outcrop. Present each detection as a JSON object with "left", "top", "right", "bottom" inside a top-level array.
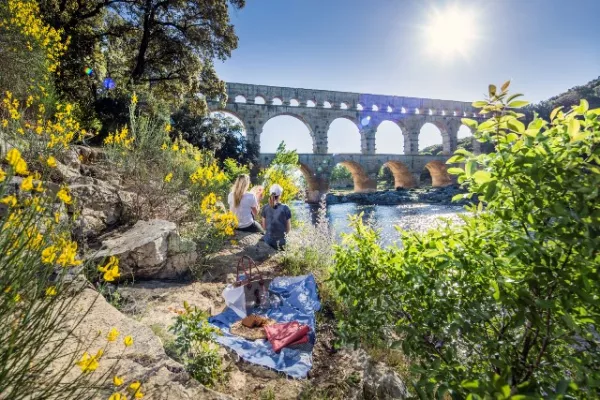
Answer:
[
  {"left": 70, "top": 178, "right": 135, "bottom": 239},
  {"left": 90, "top": 219, "right": 197, "bottom": 281},
  {"left": 60, "top": 288, "right": 232, "bottom": 400}
]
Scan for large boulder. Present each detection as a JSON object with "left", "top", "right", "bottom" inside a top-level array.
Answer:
[
  {"left": 358, "top": 350, "right": 409, "bottom": 399},
  {"left": 90, "top": 219, "right": 197, "bottom": 281},
  {"left": 70, "top": 178, "right": 135, "bottom": 239},
  {"left": 57, "top": 288, "right": 232, "bottom": 399}
]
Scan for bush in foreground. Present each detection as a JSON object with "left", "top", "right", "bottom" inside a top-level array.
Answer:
[{"left": 330, "top": 83, "right": 600, "bottom": 398}]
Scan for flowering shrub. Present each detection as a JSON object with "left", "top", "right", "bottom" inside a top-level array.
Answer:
[
  {"left": 1, "top": 90, "right": 89, "bottom": 165},
  {"left": 199, "top": 193, "right": 237, "bottom": 237},
  {"left": 0, "top": 147, "right": 144, "bottom": 399},
  {"left": 103, "top": 96, "right": 236, "bottom": 238},
  {"left": 0, "top": 0, "right": 67, "bottom": 100}
]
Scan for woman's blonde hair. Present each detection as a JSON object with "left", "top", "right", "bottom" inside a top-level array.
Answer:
[{"left": 231, "top": 174, "right": 250, "bottom": 208}]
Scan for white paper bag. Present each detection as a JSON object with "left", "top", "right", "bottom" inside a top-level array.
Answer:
[{"left": 222, "top": 284, "right": 247, "bottom": 318}]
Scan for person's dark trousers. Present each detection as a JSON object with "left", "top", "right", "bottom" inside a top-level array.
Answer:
[
  {"left": 236, "top": 220, "right": 265, "bottom": 234},
  {"left": 264, "top": 236, "right": 286, "bottom": 250}
]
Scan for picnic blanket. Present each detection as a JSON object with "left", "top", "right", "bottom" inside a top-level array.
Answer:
[{"left": 208, "top": 274, "right": 320, "bottom": 378}]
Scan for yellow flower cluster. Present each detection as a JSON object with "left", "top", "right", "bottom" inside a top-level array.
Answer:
[
  {"left": 200, "top": 193, "right": 238, "bottom": 236},
  {"left": 190, "top": 163, "right": 228, "bottom": 187},
  {"left": 98, "top": 256, "right": 120, "bottom": 282},
  {"left": 41, "top": 237, "right": 82, "bottom": 267},
  {"left": 1, "top": 0, "right": 68, "bottom": 75},
  {"left": 1, "top": 91, "right": 88, "bottom": 154},
  {"left": 104, "top": 126, "right": 134, "bottom": 150}
]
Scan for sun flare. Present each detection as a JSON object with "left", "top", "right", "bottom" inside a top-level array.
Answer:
[{"left": 423, "top": 5, "right": 478, "bottom": 58}]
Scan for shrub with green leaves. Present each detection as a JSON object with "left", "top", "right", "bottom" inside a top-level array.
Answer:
[
  {"left": 169, "top": 302, "right": 224, "bottom": 387},
  {"left": 330, "top": 82, "right": 600, "bottom": 398}
]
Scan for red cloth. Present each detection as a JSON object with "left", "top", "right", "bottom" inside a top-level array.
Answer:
[{"left": 264, "top": 321, "right": 310, "bottom": 352}]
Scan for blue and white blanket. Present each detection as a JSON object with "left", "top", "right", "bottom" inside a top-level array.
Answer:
[{"left": 208, "top": 274, "right": 320, "bottom": 378}]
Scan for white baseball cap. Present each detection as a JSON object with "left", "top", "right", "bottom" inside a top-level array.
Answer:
[{"left": 269, "top": 184, "right": 283, "bottom": 197}]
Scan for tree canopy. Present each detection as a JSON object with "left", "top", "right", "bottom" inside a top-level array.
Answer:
[{"left": 38, "top": 0, "right": 245, "bottom": 123}]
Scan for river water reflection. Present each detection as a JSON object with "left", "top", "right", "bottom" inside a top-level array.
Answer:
[{"left": 294, "top": 202, "right": 466, "bottom": 247}]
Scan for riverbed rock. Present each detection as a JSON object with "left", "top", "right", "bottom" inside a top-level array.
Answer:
[
  {"left": 326, "top": 185, "right": 471, "bottom": 206},
  {"left": 90, "top": 219, "right": 197, "bottom": 281},
  {"left": 58, "top": 288, "right": 232, "bottom": 399}
]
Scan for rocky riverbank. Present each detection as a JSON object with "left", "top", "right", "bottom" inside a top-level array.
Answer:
[{"left": 326, "top": 185, "right": 472, "bottom": 206}]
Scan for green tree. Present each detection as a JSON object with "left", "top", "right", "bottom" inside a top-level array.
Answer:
[
  {"left": 330, "top": 164, "right": 353, "bottom": 188},
  {"left": 172, "top": 111, "right": 258, "bottom": 166},
  {"left": 330, "top": 82, "right": 600, "bottom": 398},
  {"left": 38, "top": 0, "right": 244, "bottom": 123}
]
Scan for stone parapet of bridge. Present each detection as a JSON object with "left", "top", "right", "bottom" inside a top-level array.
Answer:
[{"left": 209, "top": 82, "right": 484, "bottom": 157}]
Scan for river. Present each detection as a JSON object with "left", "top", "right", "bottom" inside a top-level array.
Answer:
[{"left": 294, "top": 202, "right": 465, "bottom": 247}]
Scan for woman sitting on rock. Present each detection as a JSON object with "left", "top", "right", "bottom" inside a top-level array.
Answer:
[
  {"left": 261, "top": 184, "right": 292, "bottom": 250},
  {"left": 228, "top": 175, "right": 264, "bottom": 233}
]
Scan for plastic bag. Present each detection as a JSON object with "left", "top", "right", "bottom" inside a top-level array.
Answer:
[{"left": 222, "top": 284, "right": 247, "bottom": 318}]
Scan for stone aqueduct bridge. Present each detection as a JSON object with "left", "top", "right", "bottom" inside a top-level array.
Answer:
[{"left": 209, "top": 82, "right": 484, "bottom": 202}]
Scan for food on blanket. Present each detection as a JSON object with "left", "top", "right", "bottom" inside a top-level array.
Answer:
[{"left": 241, "top": 314, "right": 270, "bottom": 328}]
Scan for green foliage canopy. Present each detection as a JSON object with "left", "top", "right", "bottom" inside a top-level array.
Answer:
[
  {"left": 330, "top": 83, "right": 600, "bottom": 398},
  {"left": 38, "top": 0, "right": 244, "bottom": 122}
]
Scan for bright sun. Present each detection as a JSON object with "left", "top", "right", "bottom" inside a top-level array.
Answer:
[{"left": 423, "top": 6, "right": 478, "bottom": 58}]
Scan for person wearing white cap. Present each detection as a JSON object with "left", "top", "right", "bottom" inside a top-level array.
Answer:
[{"left": 260, "top": 184, "right": 292, "bottom": 249}]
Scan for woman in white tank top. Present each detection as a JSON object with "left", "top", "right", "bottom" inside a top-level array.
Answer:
[{"left": 228, "top": 174, "right": 265, "bottom": 233}]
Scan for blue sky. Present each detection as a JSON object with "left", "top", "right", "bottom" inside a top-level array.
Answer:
[{"left": 215, "top": 0, "right": 600, "bottom": 154}]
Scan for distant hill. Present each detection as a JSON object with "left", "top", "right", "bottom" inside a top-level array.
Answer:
[
  {"left": 526, "top": 76, "right": 600, "bottom": 119},
  {"left": 419, "top": 136, "right": 473, "bottom": 156}
]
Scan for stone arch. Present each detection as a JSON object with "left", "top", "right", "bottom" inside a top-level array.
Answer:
[
  {"left": 419, "top": 122, "right": 445, "bottom": 154},
  {"left": 327, "top": 117, "right": 361, "bottom": 154},
  {"left": 299, "top": 162, "right": 329, "bottom": 203},
  {"left": 289, "top": 99, "right": 300, "bottom": 106},
  {"left": 254, "top": 96, "right": 266, "bottom": 105},
  {"left": 272, "top": 97, "right": 283, "bottom": 105},
  {"left": 424, "top": 160, "right": 453, "bottom": 187},
  {"left": 209, "top": 110, "right": 247, "bottom": 134},
  {"left": 337, "top": 160, "right": 375, "bottom": 192},
  {"left": 234, "top": 95, "right": 246, "bottom": 103},
  {"left": 375, "top": 120, "right": 405, "bottom": 154},
  {"left": 260, "top": 113, "right": 315, "bottom": 153},
  {"left": 383, "top": 161, "right": 416, "bottom": 188}
]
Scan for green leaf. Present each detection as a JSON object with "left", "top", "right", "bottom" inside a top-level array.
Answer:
[
  {"left": 575, "top": 99, "right": 589, "bottom": 114},
  {"left": 501, "top": 80, "right": 511, "bottom": 92},
  {"left": 461, "top": 380, "right": 480, "bottom": 389},
  {"left": 506, "top": 93, "right": 524, "bottom": 103},
  {"left": 465, "top": 161, "right": 477, "bottom": 177},
  {"left": 452, "top": 193, "right": 465, "bottom": 202},
  {"left": 550, "top": 106, "right": 563, "bottom": 121},
  {"left": 472, "top": 101, "right": 488, "bottom": 108},
  {"left": 491, "top": 280, "right": 500, "bottom": 300},
  {"left": 488, "top": 84, "right": 497, "bottom": 97},
  {"left": 446, "top": 155, "right": 465, "bottom": 164},
  {"left": 447, "top": 167, "right": 464, "bottom": 175},
  {"left": 507, "top": 100, "right": 530, "bottom": 108},
  {"left": 454, "top": 148, "right": 473, "bottom": 157},
  {"left": 472, "top": 170, "right": 492, "bottom": 184},
  {"left": 461, "top": 118, "right": 478, "bottom": 130},
  {"left": 568, "top": 119, "right": 581, "bottom": 137},
  {"left": 507, "top": 119, "right": 525, "bottom": 133}
]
